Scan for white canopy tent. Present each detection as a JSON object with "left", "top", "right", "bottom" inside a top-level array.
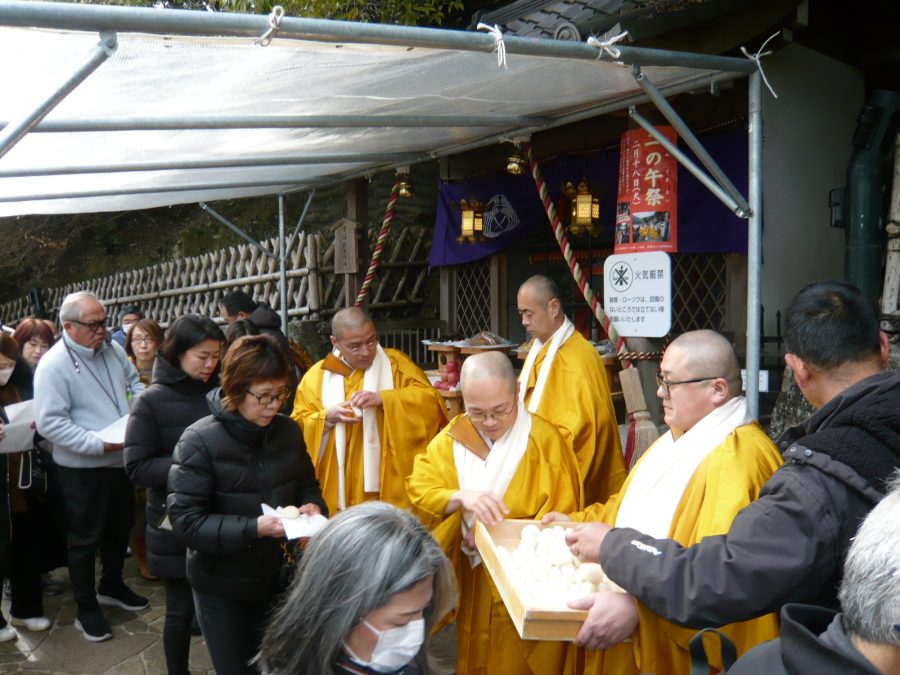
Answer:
[{"left": 0, "top": 0, "right": 765, "bottom": 414}]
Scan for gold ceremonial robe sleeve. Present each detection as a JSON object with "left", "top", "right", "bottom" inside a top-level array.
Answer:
[
  {"left": 524, "top": 332, "right": 626, "bottom": 505},
  {"left": 569, "top": 423, "right": 783, "bottom": 675},
  {"left": 408, "top": 414, "right": 583, "bottom": 675},
  {"left": 292, "top": 360, "right": 329, "bottom": 469},
  {"left": 291, "top": 350, "right": 446, "bottom": 514},
  {"left": 378, "top": 349, "right": 448, "bottom": 509}
]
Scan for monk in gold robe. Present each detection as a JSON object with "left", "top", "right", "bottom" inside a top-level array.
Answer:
[
  {"left": 554, "top": 330, "right": 783, "bottom": 675},
  {"left": 408, "top": 351, "right": 583, "bottom": 675},
  {"left": 517, "top": 275, "right": 626, "bottom": 504},
  {"left": 292, "top": 308, "right": 447, "bottom": 514}
]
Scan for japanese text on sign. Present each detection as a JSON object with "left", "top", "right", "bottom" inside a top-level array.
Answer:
[
  {"left": 615, "top": 127, "right": 678, "bottom": 254},
  {"left": 603, "top": 251, "right": 672, "bottom": 338}
]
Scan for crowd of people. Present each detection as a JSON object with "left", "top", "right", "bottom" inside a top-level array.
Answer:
[{"left": 0, "top": 279, "right": 896, "bottom": 675}]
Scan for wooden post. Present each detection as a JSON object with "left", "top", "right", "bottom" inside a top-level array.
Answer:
[
  {"left": 346, "top": 179, "right": 368, "bottom": 308},
  {"left": 332, "top": 218, "right": 359, "bottom": 309}
]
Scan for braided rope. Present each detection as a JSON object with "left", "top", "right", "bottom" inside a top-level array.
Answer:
[
  {"left": 618, "top": 350, "right": 664, "bottom": 364},
  {"left": 524, "top": 142, "right": 631, "bottom": 368},
  {"left": 355, "top": 176, "right": 400, "bottom": 307}
]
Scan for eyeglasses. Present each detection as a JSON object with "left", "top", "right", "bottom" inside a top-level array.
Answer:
[
  {"left": 70, "top": 318, "right": 108, "bottom": 333},
  {"left": 337, "top": 336, "right": 379, "bottom": 355},
  {"left": 131, "top": 337, "right": 157, "bottom": 345},
  {"left": 246, "top": 388, "right": 290, "bottom": 406},
  {"left": 656, "top": 374, "right": 720, "bottom": 398},
  {"left": 466, "top": 402, "right": 516, "bottom": 424}
]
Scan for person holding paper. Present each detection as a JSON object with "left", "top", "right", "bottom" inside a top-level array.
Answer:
[
  {"left": 407, "top": 351, "right": 582, "bottom": 675},
  {"left": 0, "top": 333, "right": 55, "bottom": 639},
  {"left": 168, "top": 335, "right": 327, "bottom": 675},
  {"left": 33, "top": 291, "right": 146, "bottom": 643},
  {"left": 292, "top": 307, "right": 447, "bottom": 515},
  {"left": 124, "top": 315, "right": 224, "bottom": 675}
]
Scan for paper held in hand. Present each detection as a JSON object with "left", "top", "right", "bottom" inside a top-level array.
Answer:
[
  {"left": 0, "top": 400, "right": 35, "bottom": 454},
  {"left": 90, "top": 414, "right": 130, "bottom": 444},
  {"left": 261, "top": 503, "right": 328, "bottom": 540}
]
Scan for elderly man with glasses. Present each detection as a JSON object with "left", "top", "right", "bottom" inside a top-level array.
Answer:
[
  {"left": 33, "top": 291, "right": 147, "bottom": 643},
  {"left": 407, "top": 350, "right": 582, "bottom": 675},
  {"left": 291, "top": 307, "right": 447, "bottom": 515},
  {"left": 546, "top": 329, "right": 782, "bottom": 675}
]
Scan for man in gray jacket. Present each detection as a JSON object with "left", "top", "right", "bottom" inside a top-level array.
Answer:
[{"left": 34, "top": 291, "right": 148, "bottom": 642}]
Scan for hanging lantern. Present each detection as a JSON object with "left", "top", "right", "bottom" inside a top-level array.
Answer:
[
  {"left": 506, "top": 148, "right": 527, "bottom": 175},
  {"left": 458, "top": 198, "right": 484, "bottom": 244},
  {"left": 569, "top": 180, "right": 599, "bottom": 235},
  {"left": 396, "top": 166, "right": 415, "bottom": 198}
]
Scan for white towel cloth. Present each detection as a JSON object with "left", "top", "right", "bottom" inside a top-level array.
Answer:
[
  {"left": 517, "top": 317, "right": 575, "bottom": 413},
  {"left": 321, "top": 345, "right": 394, "bottom": 510},
  {"left": 453, "top": 402, "right": 532, "bottom": 566},
  {"left": 615, "top": 396, "right": 752, "bottom": 538}
]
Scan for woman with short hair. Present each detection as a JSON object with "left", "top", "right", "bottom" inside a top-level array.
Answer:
[
  {"left": 258, "top": 501, "right": 456, "bottom": 675},
  {"left": 168, "top": 334, "right": 326, "bottom": 675},
  {"left": 124, "top": 318, "right": 164, "bottom": 386},
  {"left": 124, "top": 315, "right": 225, "bottom": 675},
  {"left": 12, "top": 318, "right": 55, "bottom": 369}
]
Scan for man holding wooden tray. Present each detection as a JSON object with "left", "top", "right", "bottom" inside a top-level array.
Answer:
[
  {"left": 546, "top": 329, "right": 782, "bottom": 675},
  {"left": 407, "top": 351, "right": 582, "bottom": 675}
]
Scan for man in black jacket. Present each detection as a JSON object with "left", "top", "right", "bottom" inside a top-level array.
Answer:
[
  {"left": 728, "top": 474, "right": 900, "bottom": 675},
  {"left": 566, "top": 281, "right": 900, "bottom": 643}
]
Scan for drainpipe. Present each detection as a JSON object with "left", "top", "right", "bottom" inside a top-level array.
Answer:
[{"left": 845, "top": 90, "right": 900, "bottom": 307}]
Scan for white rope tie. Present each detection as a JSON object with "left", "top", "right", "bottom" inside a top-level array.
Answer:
[
  {"left": 477, "top": 22, "right": 508, "bottom": 69},
  {"left": 740, "top": 32, "right": 780, "bottom": 99},
  {"left": 586, "top": 31, "right": 629, "bottom": 60},
  {"left": 256, "top": 5, "right": 284, "bottom": 47}
]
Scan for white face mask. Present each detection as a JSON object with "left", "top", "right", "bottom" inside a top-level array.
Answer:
[
  {"left": 345, "top": 617, "right": 425, "bottom": 673},
  {"left": 0, "top": 366, "right": 14, "bottom": 386}
]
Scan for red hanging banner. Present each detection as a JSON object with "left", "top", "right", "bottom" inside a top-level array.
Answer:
[{"left": 615, "top": 126, "right": 678, "bottom": 253}]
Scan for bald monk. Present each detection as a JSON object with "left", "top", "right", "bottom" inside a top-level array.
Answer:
[
  {"left": 517, "top": 275, "right": 626, "bottom": 504},
  {"left": 292, "top": 308, "right": 447, "bottom": 513},
  {"left": 550, "top": 330, "right": 783, "bottom": 675},
  {"left": 408, "top": 351, "right": 583, "bottom": 675}
]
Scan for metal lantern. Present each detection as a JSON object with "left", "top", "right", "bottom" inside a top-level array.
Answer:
[
  {"left": 458, "top": 198, "right": 484, "bottom": 244},
  {"left": 396, "top": 167, "right": 415, "bottom": 198},
  {"left": 506, "top": 148, "right": 527, "bottom": 175},
  {"left": 569, "top": 180, "right": 599, "bottom": 235}
]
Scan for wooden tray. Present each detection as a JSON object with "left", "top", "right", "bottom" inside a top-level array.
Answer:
[{"left": 474, "top": 519, "right": 588, "bottom": 641}]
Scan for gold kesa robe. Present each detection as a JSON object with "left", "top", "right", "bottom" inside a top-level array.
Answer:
[
  {"left": 292, "top": 347, "right": 446, "bottom": 514},
  {"left": 522, "top": 330, "right": 626, "bottom": 504},
  {"left": 568, "top": 422, "right": 783, "bottom": 675},
  {"left": 408, "top": 413, "right": 583, "bottom": 675}
]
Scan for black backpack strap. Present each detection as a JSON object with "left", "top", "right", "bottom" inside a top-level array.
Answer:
[{"left": 689, "top": 628, "right": 738, "bottom": 674}]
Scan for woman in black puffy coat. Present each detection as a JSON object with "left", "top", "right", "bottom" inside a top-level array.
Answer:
[
  {"left": 167, "top": 334, "right": 326, "bottom": 675},
  {"left": 124, "top": 315, "right": 224, "bottom": 675}
]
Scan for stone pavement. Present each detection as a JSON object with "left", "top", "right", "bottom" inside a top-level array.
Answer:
[
  {"left": 0, "top": 557, "right": 213, "bottom": 674},
  {"left": 0, "top": 557, "right": 457, "bottom": 674}
]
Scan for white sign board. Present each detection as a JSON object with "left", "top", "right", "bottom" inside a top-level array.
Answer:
[{"left": 603, "top": 251, "right": 672, "bottom": 337}]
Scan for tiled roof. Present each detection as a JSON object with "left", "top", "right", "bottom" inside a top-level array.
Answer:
[{"left": 476, "top": 0, "right": 691, "bottom": 41}]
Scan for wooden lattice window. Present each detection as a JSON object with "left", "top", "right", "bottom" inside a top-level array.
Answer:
[
  {"left": 454, "top": 258, "right": 492, "bottom": 337},
  {"left": 671, "top": 254, "right": 727, "bottom": 333}
]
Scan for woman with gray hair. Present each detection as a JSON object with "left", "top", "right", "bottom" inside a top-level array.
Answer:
[{"left": 257, "top": 501, "right": 456, "bottom": 675}]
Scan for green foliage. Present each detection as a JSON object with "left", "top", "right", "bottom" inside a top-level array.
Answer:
[
  {"left": 214, "top": 0, "right": 465, "bottom": 25},
  {"left": 73, "top": 0, "right": 465, "bottom": 25}
]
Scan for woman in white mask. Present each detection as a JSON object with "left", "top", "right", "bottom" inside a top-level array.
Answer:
[{"left": 257, "top": 501, "right": 456, "bottom": 675}]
